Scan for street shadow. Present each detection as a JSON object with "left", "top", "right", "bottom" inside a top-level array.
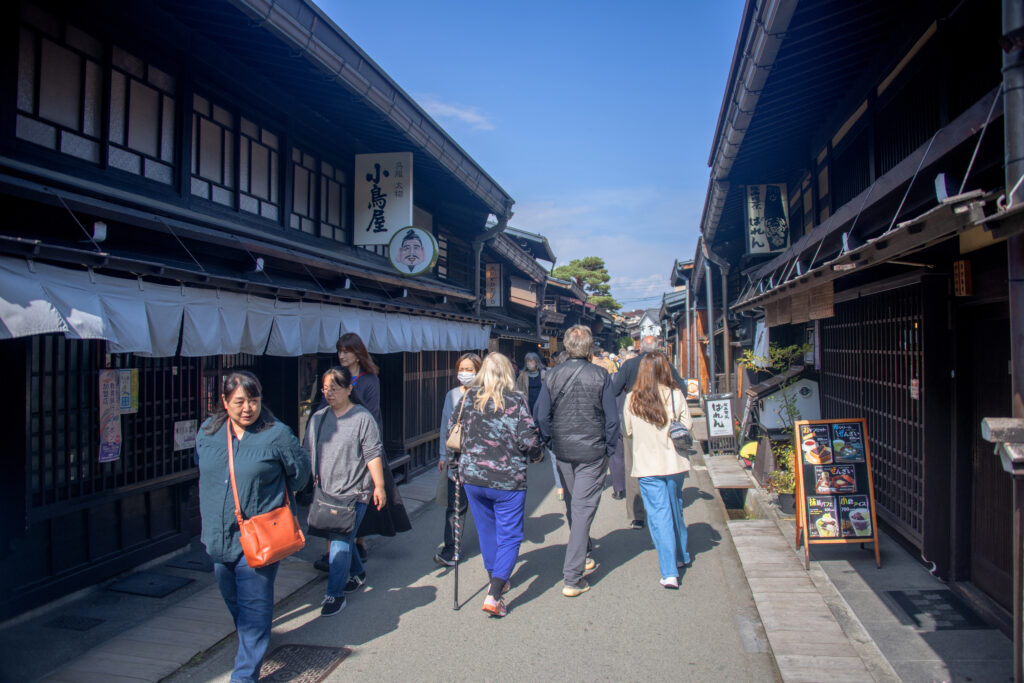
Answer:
[
  {"left": 522, "top": 513, "right": 567, "bottom": 544},
  {"left": 685, "top": 522, "right": 722, "bottom": 558},
  {"left": 507, "top": 527, "right": 650, "bottom": 612},
  {"left": 681, "top": 486, "right": 715, "bottom": 507}
]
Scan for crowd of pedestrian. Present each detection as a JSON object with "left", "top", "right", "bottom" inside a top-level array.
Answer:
[{"left": 195, "top": 328, "right": 693, "bottom": 679}]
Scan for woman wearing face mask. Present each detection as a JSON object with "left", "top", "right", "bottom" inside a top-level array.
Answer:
[
  {"left": 515, "top": 352, "right": 564, "bottom": 500},
  {"left": 433, "top": 352, "right": 482, "bottom": 566}
]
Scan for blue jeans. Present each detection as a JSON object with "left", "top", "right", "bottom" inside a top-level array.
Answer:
[
  {"left": 463, "top": 484, "right": 526, "bottom": 582},
  {"left": 214, "top": 554, "right": 279, "bottom": 683},
  {"left": 326, "top": 502, "right": 368, "bottom": 598},
  {"left": 638, "top": 472, "right": 691, "bottom": 579}
]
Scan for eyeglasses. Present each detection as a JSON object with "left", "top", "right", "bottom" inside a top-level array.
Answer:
[{"left": 322, "top": 386, "right": 338, "bottom": 394}]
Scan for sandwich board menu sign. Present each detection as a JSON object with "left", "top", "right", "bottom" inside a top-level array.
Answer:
[{"left": 793, "top": 418, "right": 881, "bottom": 569}]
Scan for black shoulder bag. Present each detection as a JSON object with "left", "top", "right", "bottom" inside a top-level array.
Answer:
[{"left": 306, "top": 413, "right": 361, "bottom": 538}]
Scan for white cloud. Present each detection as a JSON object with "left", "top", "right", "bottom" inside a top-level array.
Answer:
[
  {"left": 416, "top": 94, "right": 495, "bottom": 131},
  {"left": 511, "top": 186, "right": 702, "bottom": 305}
]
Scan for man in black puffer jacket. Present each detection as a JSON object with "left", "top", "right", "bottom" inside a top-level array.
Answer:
[{"left": 534, "top": 325, "right": 619, "bottom": 597}]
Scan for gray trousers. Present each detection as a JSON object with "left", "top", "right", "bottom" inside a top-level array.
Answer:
[{"left": 556, "top": 456, "right": 607, "bottom": 585}]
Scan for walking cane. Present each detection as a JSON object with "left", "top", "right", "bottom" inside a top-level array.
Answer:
[{"left": 452, "top": 466, "right": 462, "bottom": 611}]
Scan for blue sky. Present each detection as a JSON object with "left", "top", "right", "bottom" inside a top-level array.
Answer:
[{"left": 319, "top": 0, "right": 745, "bottom": 310}]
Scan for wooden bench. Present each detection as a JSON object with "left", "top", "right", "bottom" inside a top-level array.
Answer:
[{"left": 389, "top": 453, "right": 412, "bottom": 484}]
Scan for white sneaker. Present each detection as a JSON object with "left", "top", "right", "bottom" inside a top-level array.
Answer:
[{"left": 660, "top": 576, "right": 679, "bottom": 590}]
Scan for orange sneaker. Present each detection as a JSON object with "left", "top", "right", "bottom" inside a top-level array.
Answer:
[{"left": 482, "top": 595, "right": 507, "bottom": 617}]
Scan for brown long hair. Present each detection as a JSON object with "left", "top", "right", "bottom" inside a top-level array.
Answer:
[
  {"left": 337, "top": 332, "right": 378, "bottom": 375},
  {"left": 629, "top": 352, "right": 674, "bottom": 428}
]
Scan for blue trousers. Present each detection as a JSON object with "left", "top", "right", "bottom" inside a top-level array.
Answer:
[
  {"left": 214, "top": 555, "right": 279, "bottom": 683},
  {"left": 638, "top": 472, "right": 691, "bottom": 579},
  {"left": 462, "top": 484, "right": 526, "bottom": 582},
  {"left": 327, "top": 502, "right": 368, "bottom": 598}
]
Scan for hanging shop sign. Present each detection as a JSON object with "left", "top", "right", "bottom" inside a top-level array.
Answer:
[
  {"left": 484, "top": 263, "right": 503, "bottom": 307},
  {"left": 794, "top": 418, "right": 881, "bottom": 569},
  {"left": 98, "top": 370, "right": 122, "bottom": 463},
  {"left": 387, "top": 227, "right": 438, "bottom": 276},
  {"left": 354, "top": 152, "right": 413, "bottom": 246},
  {"left": 745, "top": 184, "right": 790, "bottom": 254}
]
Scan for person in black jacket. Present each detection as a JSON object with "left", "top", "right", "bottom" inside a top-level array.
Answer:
[
  {"left": 534, "top": 325, "right": 619, "bottom": 597},
  {"left": 612, "top": 335, "right": 687, "bottom": 529}
]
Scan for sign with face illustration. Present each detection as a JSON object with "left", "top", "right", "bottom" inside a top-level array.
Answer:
[{"left": 387, "top": 226, "right": 438, "bottom": 276}]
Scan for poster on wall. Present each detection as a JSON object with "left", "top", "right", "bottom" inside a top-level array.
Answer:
[
  {"left": 706, "top": 398, "right": 733, "bottom": 437},
  {"left": 118, "top": 369, "right": 138, "bottom": 414},
  {"left": 745, "top": 183, "right": 790, "bottom": 254},
  {"left": 98, "top": 370, "right": 122, "bottom": 463},
  {"left": 173, "top": 419, "right": 198, "bottom": 452},
  {"left": 354, "top": 152, "right": 413, "bottom": 246},
  {"left": 685, "top": 378, "right": 700, "bottom": 401}
]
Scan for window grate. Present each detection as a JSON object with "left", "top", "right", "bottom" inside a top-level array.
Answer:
[
  {"left": 820, "top": 285, "right": 925, "bottom": 544},
  {"left": 27, "top": 336, "right": 218, "bottom": 512}
]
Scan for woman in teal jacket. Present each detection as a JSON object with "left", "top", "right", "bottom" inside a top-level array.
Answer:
[{"left": 196, "top": 371, "right": 310, "bottom": 683}]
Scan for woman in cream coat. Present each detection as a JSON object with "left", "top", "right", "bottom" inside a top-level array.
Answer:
[{"left": 621, "top": 352, "right": 694, "bottom": 589}]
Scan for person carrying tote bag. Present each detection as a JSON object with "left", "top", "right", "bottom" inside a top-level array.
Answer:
[
  {"left": 303, "top": 366, "right": 387, "bottom": 617},
  {"left": 621, "top": 352, "right": 694, "bottom": 590},
  {"left": 196, "top": 371, "right": 310, "bottom": 683}
]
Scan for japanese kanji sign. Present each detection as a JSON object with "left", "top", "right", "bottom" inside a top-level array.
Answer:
[
  {"left": 354, "top": 152, "right": 413, "bottom": 246},
  {"left": 706, "top": 398, "right": 733, "bottom": 438},
  {"left": 745, "top": 184, "right": 790, "bottom": 254}
]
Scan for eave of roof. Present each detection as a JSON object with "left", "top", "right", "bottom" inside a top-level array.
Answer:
[
  {"left": 505, "top": 226, "right": 556, "bottom": 263},
  {"left": 200, "top": 0, "right": 515, "bottom": 219}
]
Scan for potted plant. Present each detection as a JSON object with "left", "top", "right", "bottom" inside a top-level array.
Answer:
[
  {"left": 767, "top": 441, "right": 797, "bottom": 514},
  {"left": 738, "top": 342, "right": 810, "bottom": 509}
]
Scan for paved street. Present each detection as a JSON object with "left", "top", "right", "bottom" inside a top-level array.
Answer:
[{"left": 166, "top": 457, "right": 779, "bottom": 682}]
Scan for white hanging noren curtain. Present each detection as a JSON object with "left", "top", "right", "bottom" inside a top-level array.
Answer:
[{"left": 0, "top": 257, "right": 490, "bottom": 355}]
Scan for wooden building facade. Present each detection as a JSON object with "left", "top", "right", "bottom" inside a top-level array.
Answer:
[
  {"left": 693, "top": 0, "right": 1022, "bottom": 631},
  {"left": 0, "top": 0, "right": 514, "bottom": 619}
]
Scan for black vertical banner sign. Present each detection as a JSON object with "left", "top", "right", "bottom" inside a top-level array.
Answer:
[{"left": 794, "top": 418, "right": 881, "bottom": 569}]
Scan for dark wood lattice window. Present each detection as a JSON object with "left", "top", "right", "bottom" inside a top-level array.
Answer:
[
  {"left": 28, "top": 336, "right": 205, "bottom": 512},
  {"left": 16, "top": 6, "right": 103, "bottom": 163},
  {"left": 108, "top": 46, "right": 176, "bottom": 184},
  {"left": 239, "top": 117, "right": 280, "bottom": 220},
  {"left": 819, "top": 285, "right": 925, "bottom": 544},
  {"left": 191, "top": 94, "right": 235, "bottom": 207}
]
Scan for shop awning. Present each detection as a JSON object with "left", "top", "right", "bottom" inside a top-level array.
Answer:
[{"left": 0, "top": 257, "right": 490, "bottom": 355}]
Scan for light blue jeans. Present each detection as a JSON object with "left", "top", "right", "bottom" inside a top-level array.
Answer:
[
  {"left": 638, "top": 472, "right": 691, "bottom": 579},
  {"left": 214, "top": 554, "right": 278, "bottom": 683},
  {"left": 326, "top": 502, "right": 368, "bottom": 598}
]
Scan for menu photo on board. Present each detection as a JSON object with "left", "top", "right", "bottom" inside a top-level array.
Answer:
[
  {"left": 830, "top": 422, "right": 866, "bottom": 462},
  {"left": 799, "top": 423, "right": 832, "bottom": 465},
  {"left": 813, "top": 464, "right": 857, "bottom": 495},
  {"left": 839, "top": 495, "right": 873, "bottom": 538},
  {"left": 806, "top": 495, "right": 840, "bottom": 538}
]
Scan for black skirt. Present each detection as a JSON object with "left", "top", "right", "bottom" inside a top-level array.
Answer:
[{"left": 356, "top": 451, "right": 412, "bottom": 537}]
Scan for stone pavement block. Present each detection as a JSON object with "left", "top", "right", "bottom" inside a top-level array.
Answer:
[
  {"left": 47, "top": 651, "right": 174, "bottom": 681},
  {"left": 41, "top": 671, "right": 150, "bottom": 683},
  {"left": 101, "top": 636, "right": 202, "bottom": 664},
  {"left": 146, "top": 614, "right": 232, "bottom": 636},
  {"left": 120, "top": 624, "right": 212, "bottom": 648},
  {"left": 775, "top": 654, "right": 873, "bottom": 683}
]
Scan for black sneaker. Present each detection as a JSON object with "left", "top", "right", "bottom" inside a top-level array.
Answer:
[
  {"left": 433, "top": 551, "right": 456, "bottom": 567},
  {"left": 630, "top": 519, "right": 645, "bottom": 530},
  {"left": 320, "top": 595, "right": 346, "bottom": 617},
  {"left": 344, "top": 572, "right": 366, "bottom": 592},
  {"left": 313, "top": 553, "right": 329, "bottom": 572}
]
